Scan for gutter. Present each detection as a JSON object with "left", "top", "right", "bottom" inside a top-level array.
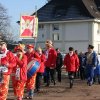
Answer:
[{"left": 38, "top": 19, "right": 98, "bottom": 24}]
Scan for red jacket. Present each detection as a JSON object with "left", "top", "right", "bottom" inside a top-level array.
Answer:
[
  {"left": 38, "top": 54, "right": 46, "bottom": 73},
  {"left": 45, "top": 48, "right": 57, "bottom": 68},
  {"left": 13, "top": 54, "right": 27, "bottom": 81},
  {"left": 64, "top": 53, "right": 79, "bottom": 72},
  {"left": 1, "top": 51, "right": 16, "bottom": 75},
  {"left": 25, "top": 51, "right": 40, "bottom": 63}
]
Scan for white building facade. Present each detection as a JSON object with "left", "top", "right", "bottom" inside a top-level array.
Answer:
[
  {"left": 34, "top": 19, "right": 100, "bottom": 53},
  {"left": 22, "top": 0, "right": 100, "bottom": 53}
]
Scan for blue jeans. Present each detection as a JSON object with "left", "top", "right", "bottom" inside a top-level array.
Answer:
[{"left": 86, "top": 65, "right": 95, "bottom": 84}]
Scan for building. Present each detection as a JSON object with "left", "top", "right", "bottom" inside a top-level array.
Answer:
[{"left": 23, "top": 0, "right": 100, "bottom": 53}]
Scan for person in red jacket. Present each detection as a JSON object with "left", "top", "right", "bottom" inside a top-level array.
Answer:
[
  {"left": 25, "top": 44, "right": 40, "bottom": 99},
  {"left": 64, "top": 47, "right": 79, "bottom": 88},
  {"left": 45, "top": 40, "right": 57, "bottom": 87},
  {"left": 12, "top": 45, "right": 27, "bottom": 100},
  {"left": 35, "top": 47, "right": 46, "bottom": 92},
  {"left": 0, "top": 41, "right": 16, "bottom": 100}
]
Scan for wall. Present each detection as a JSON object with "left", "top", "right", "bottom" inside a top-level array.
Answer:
[
  {"left": 93, "top": 22, "right": 100, "bottom": 53},
  {"left": 22, "top": 20, "right": 97, "bottom": 53},
  {"left": 63, "top": 22, "right": 89, "bottom": 53}
]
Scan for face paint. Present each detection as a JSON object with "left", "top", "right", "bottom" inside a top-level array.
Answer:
[
  {"left": 0, "top": 44, "right": 7, "bottom": 54},
  {"left": 0, "top": 48, "right": 7, "bottom": 54}
]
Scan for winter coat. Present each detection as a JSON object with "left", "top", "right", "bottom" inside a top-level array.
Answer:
[
  {"left": 13, "top": 54, "right": 27, "bottom": 81},
  {"left": 64, "top": 53, "right": 79, "bottom": 72},
  {"left": 45, "top": 48, "right": 57, "bottom": 68},
  {"left": 38, "top": 54, "right": 46, "bottom": 73},
  {"left": 1, "top": 51, "right": 16, "bottom": 75}
]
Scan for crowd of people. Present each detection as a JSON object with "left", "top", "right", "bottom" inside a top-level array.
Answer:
[{"left": 0, "top": 40, "right": 99, "bottom": 100}]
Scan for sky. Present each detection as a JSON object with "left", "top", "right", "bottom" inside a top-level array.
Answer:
[{"left": 0, "top": 0, "right": 47, "bottom": 40}]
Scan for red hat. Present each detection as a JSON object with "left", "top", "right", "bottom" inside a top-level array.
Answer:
[
  {"left": 14, "top": 45, "right": 23, "bottom": 52},
  {"left": 27, "top": 44, "right": 34, "bottom": 49}
]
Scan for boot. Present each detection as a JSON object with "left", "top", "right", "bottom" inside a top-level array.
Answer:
[
  {"left": 70, "top": 79, "right": 73, "bottom": 88},
  {"left": 29, "top": 89, "right": 34, "bottom": 99},
  {"left": 25, "top": 89, "right": 34, "bottom": 99}
]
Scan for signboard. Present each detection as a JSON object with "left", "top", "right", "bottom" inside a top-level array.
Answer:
[{"left": 20, "top": 15, "right": 38, "bottom": 38}]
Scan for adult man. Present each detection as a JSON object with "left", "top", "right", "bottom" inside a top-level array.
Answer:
[
  {"left": 0, "top": 41, "right": 16, "bottom": 100},
  {"left": 45, "top": 40, "right": 57, "bottom": 87},
  {"left": 56, "top": 48, "right": 63, "bottom": 82},
  {"left": 25, "top": 44, "right": 40, "bottom": 99},
  {"left": 64, "top": 47, "right": 79, "bottom": 88},
  {"left": 84, "top": 45, "right": 98, "bottom": 86}
]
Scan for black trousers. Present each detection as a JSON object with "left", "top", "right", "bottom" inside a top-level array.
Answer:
[
  {"left": 68, "top": 72, "right": 75, "bottom": 88},
  {"left": 46, "top": 67, "right": 56, "bottom": 86},
  {"left": 68, "top": 72, "right": 75, "bottom": 80},
  {"left": 80, "top": 68, "right": 85, "bottom": 80},
  {"left": 36, "top": 73, "right": 42, "bottom": 91},
  {"left": 56, "top": 66, "right": 62, "bottom": 82}
]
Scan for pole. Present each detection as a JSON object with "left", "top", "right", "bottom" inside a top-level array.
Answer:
[{"left": 34, "top": 5, "right": 38, "bottom": 49}]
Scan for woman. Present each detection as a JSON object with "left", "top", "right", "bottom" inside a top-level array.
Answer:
[
  {"left": 35, "top": 47, "right": 46, "bottom": 92},
  {"left": 12, "top": 45, "right": 27, "bottom": 100}
]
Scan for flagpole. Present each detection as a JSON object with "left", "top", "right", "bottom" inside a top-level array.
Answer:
[{"left": 34, "top": 5, "right": 38, "bottom": 49}]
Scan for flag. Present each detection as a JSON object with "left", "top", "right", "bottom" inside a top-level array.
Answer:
[{"left": 20, "top": 15, "right": 38, "bottom": 38}]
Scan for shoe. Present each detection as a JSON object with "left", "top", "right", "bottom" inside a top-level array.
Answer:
[
  {"left": 45, "top": 84, "right": 49, "bottom": 87},
  {"left": 89, "top": 83, "right": 92, "bottom": 86},
  {"left": 87, "top": 81, "right": 89, "bottom": 85},
  {"left": 54, "top": 81, "right": 56, "bottom": 85},
  {"left": 25, "top": 96, "right": 29, "bottom": 99},
  {"left": 88, "top": 82, "right": 92, "bottom": 86},
  {"left": 58, "top": 80, "right": 61, "bottom": 83},
  {"left": 98, "top": 81, "right": 100, "bottom": 84},
  {"left": 29, "top": 96, "right": 33, "bottom": 99},
  {"left": 25, "top": 96, "right": 33, "bottom": 99}
]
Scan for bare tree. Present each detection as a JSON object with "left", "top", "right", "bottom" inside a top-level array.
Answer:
[{"left": 0, "top": 3, "right": 10, "bottom": 41}]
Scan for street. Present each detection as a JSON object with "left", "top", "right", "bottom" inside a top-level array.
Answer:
[{"left": 7, "top": 74, "right": 100, "bottom": 100}]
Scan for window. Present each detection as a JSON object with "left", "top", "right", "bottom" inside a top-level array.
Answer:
[
  {"left": 42, "top": 34, "right": 44, "bottom": 38},
  {"left": 52, "top": 24, "right": 59, "bottom": 30},
  {"left": 53, "top": 33, "right": 59, "bottom": 41},
  {"left": 98, "top": 44, "right": 100, "bottom": 54},
  {"left": 39, "top": 24, "right": 44, "bottom": 30},
  {"left": 97, "top": 30, "right": 100, "bottom": 34},
  {"left": 98, "top": 24, "right": 100, "bottom": 34}
]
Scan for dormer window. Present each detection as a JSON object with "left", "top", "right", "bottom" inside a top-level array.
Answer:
[
  {"left": 52, "top": 24, "right": 59, "bottom": 30},
  {"left": 53, "top": 5, "right": 67, "bottom": 18},
  {"left": 39, "top": 24, "right": 44, "bottom": 30}
]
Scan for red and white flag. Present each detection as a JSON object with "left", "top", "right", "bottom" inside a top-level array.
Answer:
[{"left": 20, "top": 15, "right": 38, "bottom": 38}]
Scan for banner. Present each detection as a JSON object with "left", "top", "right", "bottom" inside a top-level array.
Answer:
[{"left": 20, "top": 15, "right": 38, "bottom": 38}]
